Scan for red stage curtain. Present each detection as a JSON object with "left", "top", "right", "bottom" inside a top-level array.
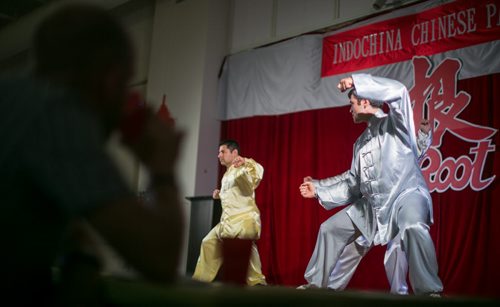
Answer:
[{"left": 220, "top": 73, "right": 500, "bottom": 298}]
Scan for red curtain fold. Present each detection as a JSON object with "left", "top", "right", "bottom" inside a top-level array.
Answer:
[{"left": 220, "top": 73, "right": 500, "bottom": 298}]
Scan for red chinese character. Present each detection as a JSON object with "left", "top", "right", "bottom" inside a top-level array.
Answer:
[{"left": 410, "top": 56, "right": 496, "bottom": 147}]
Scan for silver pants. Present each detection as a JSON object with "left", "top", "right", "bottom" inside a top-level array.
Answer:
[
  {"left": 304, "top": 194, "right": 443, "bottom": 294},
  {"left": 327, "top": 233, "right": 408, "bottom": 294}
]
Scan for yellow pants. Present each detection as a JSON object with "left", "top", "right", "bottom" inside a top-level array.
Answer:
[{"left": 192, "top": 224, "right": 267, "bottom": 286}]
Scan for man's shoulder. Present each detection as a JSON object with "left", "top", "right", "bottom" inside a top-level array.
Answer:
[
  {"left": 0, "top": 75, "right": 44, "bottom": 91},
  {"left": 0, "top": 77, "right": 45, "bottom": 145},
  {"left": 0, "top": 76, "right": 56, "bottom": 112},
  {"left": 0, "top": 76, "right": 94, "bottom": 130},
  {"left": 0, "top": 76, "right": 35, "bottom": 101},
  {"left": 245, "top": 158, "right": 264, "bottom": 172}
]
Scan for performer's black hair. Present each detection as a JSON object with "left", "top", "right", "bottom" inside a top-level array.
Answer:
[{"left": 220, "top": 139, "right": 240, "bottom": 153}]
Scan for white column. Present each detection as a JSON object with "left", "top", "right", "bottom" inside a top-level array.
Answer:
[{"left": 144, "top": 0, "right": 230, "bottom": 275}]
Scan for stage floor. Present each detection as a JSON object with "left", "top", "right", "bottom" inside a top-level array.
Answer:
[{"left": 104, "top": 277, "right": 499, "bottom": 306}]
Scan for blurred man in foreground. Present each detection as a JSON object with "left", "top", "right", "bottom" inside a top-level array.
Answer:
[{"left": 0, "top": 3, "right": 183, "bottom": 304}]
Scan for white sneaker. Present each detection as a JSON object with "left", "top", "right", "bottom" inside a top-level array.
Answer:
[{"left": 296, "top": 284, "right": 317, "bottom": 290}]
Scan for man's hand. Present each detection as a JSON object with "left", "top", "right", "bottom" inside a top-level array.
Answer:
[
  {"left": 303, "top": 176, "right": 313, "bottom": 183},
  {"left": 337, "top": 77, "right": 354, "bottom": 92},
  {"left": 232, "top": 156, "right": 246, "bottom": 168},
  {"left": 419, "top": 119, "right": 431, "bottom": 134},
  {"left": 212, "top": 189, "right": 220, "bottom": 200},
  {"left": 122, "top": 109, "right": 183, "bottom": 175},
  {"left": 299, "top": 182, "right": 316, "bottom": 198}
]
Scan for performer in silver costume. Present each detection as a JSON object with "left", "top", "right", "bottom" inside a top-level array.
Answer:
[
  {"left": 299, "top": 74, "right": 443, "bottom": 295},
  {"left": 301, "top": 121, "right": 432, "bottom": 294}
]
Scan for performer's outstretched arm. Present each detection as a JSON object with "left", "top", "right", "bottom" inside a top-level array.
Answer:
[{"left": 352, "top": 73, "right": 419, "bottom": 157}]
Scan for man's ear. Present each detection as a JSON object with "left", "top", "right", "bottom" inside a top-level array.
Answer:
[
  {"left": 360, "top": 99, "right": 370, "bottom": 107},
  {"left": 102, "top": 69, "right": 119, "bottom": 95}
]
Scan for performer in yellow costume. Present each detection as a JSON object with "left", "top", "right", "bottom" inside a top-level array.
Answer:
[{"left": 193, "top": 139, "right": 267, "bottom": 286}]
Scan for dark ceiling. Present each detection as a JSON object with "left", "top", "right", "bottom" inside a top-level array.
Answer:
[{"left": 0, "top": 0, "right": 51, "bottom": 30}]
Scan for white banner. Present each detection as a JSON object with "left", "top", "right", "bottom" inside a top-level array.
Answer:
[{"left": 217, "top": 0, "right": 500, "bottom": 120}]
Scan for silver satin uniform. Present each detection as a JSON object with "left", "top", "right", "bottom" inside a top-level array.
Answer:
[
  {"left": 305, "top": 73, "right": 443, "bottom": 294},
  {"left": 308, "top": 129, "right": 431, "bottom": 294}
]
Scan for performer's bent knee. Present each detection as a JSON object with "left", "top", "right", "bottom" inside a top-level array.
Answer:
[
  {"left": 318, "top": 221, "right": 338, "bottom": 235},
  {"left": 400, "top": 222, "right": 430, "bottom": 242}
]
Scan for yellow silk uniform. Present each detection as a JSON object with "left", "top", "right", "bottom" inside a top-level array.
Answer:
[{"left": 192, "top": 158, "right": 266, "bottom": 285}]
